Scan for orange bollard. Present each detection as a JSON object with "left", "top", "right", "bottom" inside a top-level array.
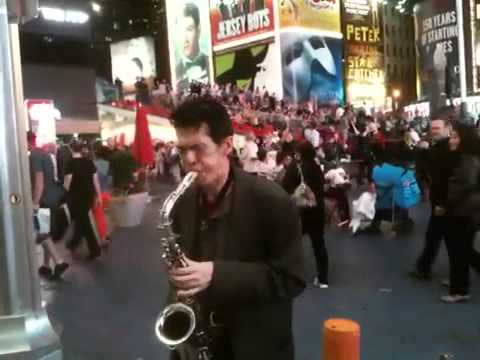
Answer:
[{"left": 323, "top": 318, "right": 360, "bottom": 360}]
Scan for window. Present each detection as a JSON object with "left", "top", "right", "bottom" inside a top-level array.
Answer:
[
  {"left": 387, "top": 64, "right": 391, "bottom": 77},
  {"left": 393, "top": 45, "right": 397, "bottom": 57},
  {"left": 386, "top": 44, "right": 389, "bottom": 56}
]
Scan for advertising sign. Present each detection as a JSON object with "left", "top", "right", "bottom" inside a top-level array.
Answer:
[
  {"left": 280, "top": 31, "right": 344, "bottom": 104},
  {"left": 474, "top": 0, "right": 480, "bottom": 92},
  {"left": 415, "top": 0, "right": 458, "bottom": 111},
  {"left": 166, "top": 0, "right": 213, "bottom": 91},
  {"left": 278, "top": 0, "right": 341, "bottom": 33},
  {"left": 214, "top": 42, "right": 282, "bottom": 96},
  {"left": 343, "top": 0, "right": 385, "bottom": 107},
  {"left": 110, "top": 37, "right": 157, "bottom": 93},
  {"left": 25, "top": 99, "right": 60, "bottom": 146},
  {"left": 210, "top": 0, "right": 275, "bottom": 50}
]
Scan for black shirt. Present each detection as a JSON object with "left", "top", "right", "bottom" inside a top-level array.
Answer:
[{"left": 66, "top": 157, "right": 96, "bottom": 209}]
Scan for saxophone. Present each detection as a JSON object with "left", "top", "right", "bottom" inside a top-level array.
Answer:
[{"left": 155, "top": 172, "right": 213, "bottom": 360}]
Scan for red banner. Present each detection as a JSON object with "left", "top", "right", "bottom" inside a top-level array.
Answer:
[{"left": 210, "top": 0, "right": 275, "bottom": 49}]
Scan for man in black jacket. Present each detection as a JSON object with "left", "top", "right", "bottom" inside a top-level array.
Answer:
[
  {"left": 167, "top": 97, "right": 306, "bottom": 360},
  {"left": 410, "top": 108, "right": 458, "bottom": 279}
]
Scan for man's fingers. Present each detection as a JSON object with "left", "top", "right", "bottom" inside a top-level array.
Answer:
[
  {"left": 169, "top": 274, "right": 200, "bottom": 290},
  {"left": 169, "top": 266, "right": 194, "bottom": 276},
  {"left": 177, "top": 287, "right": 201, "bottom": 298}
]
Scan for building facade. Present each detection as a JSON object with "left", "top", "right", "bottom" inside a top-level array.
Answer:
[{"left": 383, "top": 3, "right": 417, "bottom": 106}]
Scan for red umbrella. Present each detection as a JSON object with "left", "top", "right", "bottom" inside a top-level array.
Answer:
[{"left": 131, "top": 105, "right": 155, "bottom": 166}]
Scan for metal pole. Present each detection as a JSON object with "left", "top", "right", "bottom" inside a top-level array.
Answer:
[
  {"left": 456, "top": 0, "right": 468, "bottom": 103},
  {"left": 0, "top": 0, "right": 61, "bottom": 358}
]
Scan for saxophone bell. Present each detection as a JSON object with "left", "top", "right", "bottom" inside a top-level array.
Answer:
[{"left": 155, "top": 302, "right": 196, "bottom": 349}]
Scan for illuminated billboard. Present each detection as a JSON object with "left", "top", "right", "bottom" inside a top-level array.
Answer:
[
  {"left": 278, "top": 0, "right": 341, "bottom": 34},
  {"left": 166, "top": 0, "right": 213, "bottom": 91},
  {"left": 214, "top": 41, "right": 282, "bottom": 96},
  {"left": 343, "top": 0, "right": 385, "bottom": 107},
  {"left": 210, "top": 0, "right": 275, "bottom": 51},
  {"left": 415, "top": 0, "right": 458, "bottom": 111},
  {"left": 280, "top": 31, "right": 344, "bottom": 104},
  {"left": 110, "top": 37, "right": 157, "bottom": 93}
]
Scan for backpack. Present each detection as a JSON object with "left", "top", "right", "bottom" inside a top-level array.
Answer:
[
  {"left": 292, "top": 162, "right": 317, "bottom": 208},
  {"left": 394, "top": 169, "right": 421, "bottom": 209}
]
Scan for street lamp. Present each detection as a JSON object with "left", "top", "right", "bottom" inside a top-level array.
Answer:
[
  {"left": 393, "top": 89, "right": 401, "bottom": 110},
  {"left": 91, "top": 1, "right": 101, "bottom": 13}
]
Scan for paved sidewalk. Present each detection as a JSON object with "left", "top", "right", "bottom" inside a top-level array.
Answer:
[{"left": 42, "top": 188, "right": 480, "bottom": 360}]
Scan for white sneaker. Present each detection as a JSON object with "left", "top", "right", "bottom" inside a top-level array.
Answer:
[
  {"left": 313, "top": 277, "right": 329, "bottom": 289},
  {"left": 440, "top": 278, "right": 450, "bottom": 288},
  {"left": 440, "top": 294, "right": 470, "bottom": 304}
]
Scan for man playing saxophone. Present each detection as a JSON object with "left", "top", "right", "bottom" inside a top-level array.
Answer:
[{"left": 166, "top": 96, "right": 306, "bottom": 360}]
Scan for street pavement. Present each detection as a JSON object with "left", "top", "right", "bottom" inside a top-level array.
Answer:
[{"left": 41, "top": 184, "right": 480, "bottom": 360}]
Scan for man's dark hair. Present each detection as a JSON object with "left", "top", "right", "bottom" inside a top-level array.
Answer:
[
  {"left": 70, "top": 140, "right": 84, "bottom": 153},
  {"left": 171, "top": 97, "right": 233, "bottom": 145},
  {"left": 430, "top": 105, "right": 455, "bottom": 123},
  {"left": 183, "top": 2, "right": 200, "bottom": 27}
]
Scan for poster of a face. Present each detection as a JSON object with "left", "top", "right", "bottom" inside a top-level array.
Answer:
[
  {"left": 210, "top": 0, "right": 275, "bottom": 50},
  {"left": 110, "top": 37, "right": 157, "bottom": 92},
  {"left": 214, "top": 42, "right": 282, "bottom": 96},
  {"left": 166, "top": 0, "right": 213, "bottom": 91},
  {"left": 415, "top": 0, "right": 458, "bottom": 111},
  {"left": 280, "top": 32, "right": 343, "bottom": 104},
  {"left": 278, "top": 0, "right": 341, "bottom": 33}
]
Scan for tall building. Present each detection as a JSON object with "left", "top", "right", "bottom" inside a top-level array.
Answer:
[
  {"left": 149, "top": 0, "right": 170, "bottom": 81},
  {"left": 383, "top": 3, "right": 417, "bottom": 106}
]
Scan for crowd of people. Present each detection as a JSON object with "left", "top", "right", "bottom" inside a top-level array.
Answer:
[
  {"left": 28, "top": 132, "right": 142, "bottom": 281},
  {"left": 151, "top": 83, "right": 480, "bottom": 305},
  {"left": 28, "top": 80, "right": 480, "bottom": 360}
]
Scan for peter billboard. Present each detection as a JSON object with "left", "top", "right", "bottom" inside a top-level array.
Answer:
[{"left": 343, "top": 0, "right": 385, "bottom": 107}]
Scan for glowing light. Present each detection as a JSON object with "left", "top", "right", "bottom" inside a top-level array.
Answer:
[
  {"left": 40, "top": 7, "right": 90, "bottom": 24},
  {"left": 91, "top": 2, "right": 102, "bottom": 13}
]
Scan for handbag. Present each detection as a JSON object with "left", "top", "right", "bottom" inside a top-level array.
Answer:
[
  {"left": 35, "top": 208, "right": 51, "bottom": 235},
  {"left": 292, "top": 162, "right": 317, "bottom": 208}
]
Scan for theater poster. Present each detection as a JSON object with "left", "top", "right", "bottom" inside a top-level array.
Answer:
[
  {"left": 343, "top": 0, "right": 385, "bottom": 107},
  {"left": 278, "top": 0, "right": 341, "bottom": 33},
  {"left": 110, "top": 36, "right": 157, "bottom": 93},
  {"left": 166, "top": 0, "right": 214, "bottom": 91},
  {"left": 415, "top": 0, "right": 458, "bottom": 111},
  {"left": 474, "top": 0, "right": 480, "bottom": 92},
  {"left": 210, "top": 0, "right": 275, "bottom": 51},
  {"left": 280, "top": 32, "right": 344, "bottom": 104},
  {"left": 214, "top": 41, "right": 283, "bottom": 96}
]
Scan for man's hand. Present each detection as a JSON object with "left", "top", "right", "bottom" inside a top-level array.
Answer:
[
  {"left": 417, "top": 141, "right": 430, "bottom": 149},
  {"left": 168, "top": 258, "right": 214, "bottom": 298}
]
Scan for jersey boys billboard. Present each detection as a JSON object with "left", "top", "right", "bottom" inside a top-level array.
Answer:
[{"left": 210, "top": 0, "right": 275, "bottom": 50}]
